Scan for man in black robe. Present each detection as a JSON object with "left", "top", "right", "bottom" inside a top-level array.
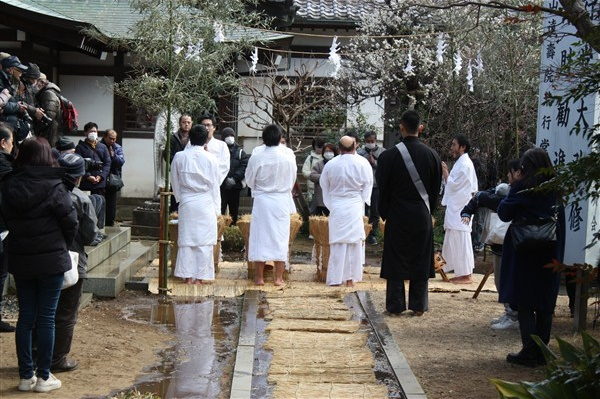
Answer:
[{"left": 376, "top": 110, "right": 442, "bottom": 316}]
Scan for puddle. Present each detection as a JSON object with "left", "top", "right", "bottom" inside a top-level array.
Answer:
[{"left": 120, "top": 297, "right": 242, "bottom": 399}]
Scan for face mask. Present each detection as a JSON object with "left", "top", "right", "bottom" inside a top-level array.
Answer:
[
  {"left": 323, "top": 152, "right": 334, "bottom": 160},
  {"left": 87, "top": 132, "right": 98, "bottom": 142},
  {"left": 365, "top": 142, "right": 377, "bottom": 150},
  {"left": 224, "top": 136, "right": 235, "bottom": 146}
]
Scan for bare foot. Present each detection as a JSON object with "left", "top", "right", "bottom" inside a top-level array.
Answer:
[
  {"left": 274, "top": 279, "right": 285, "bottom": 286},
  {"left": 345, "top": 280, "right": 354, "bottom": 287},
  {"left": 255, "top": 279, "right": 265, "bottom": 286},
  {"left": 184, "top": 278, "right": 193, "bottom": 285},
  {"left": 193, "top": 279, "right": 202, "bottom": 285},
  {"left": 451, "top": 276, "right": 473, "bottom": 284}
]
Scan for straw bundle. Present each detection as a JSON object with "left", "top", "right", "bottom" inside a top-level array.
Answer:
[
  {"left": 265, "top": 309, "right": 352, "bottom": 321},
  {"left": 266, "top": 319, "right": 360, "bottom": 333},
  {"left": 212, "top": 214, "right": 233, "bottom": 274},
  {"left": 238, "top": 213, "right": 303, "bottom": 280},
  {"left": 272, "top": 382, "right": 388, "bottom": 399},
  {"left": 265, "top": 331, "right": 367, "bottom": 350},
  {"left": 310, "top": 216, "right": 372, "bottom": 282},
  {"left": 270, "top": 373, "right": 377, "bottom": 385},
  {"left": 270, "top": 349, "right": 374, "bottom": 368}
]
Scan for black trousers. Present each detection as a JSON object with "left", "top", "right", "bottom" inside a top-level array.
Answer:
[
  {"left": 517, "top": 305, "right": 553, "bottom": 353},
  {"left": 105, "top": 187, "right": 118, "bottom": 226},
  {"left": 0, "top": 252, "right": 7, "bottom": 319},
  {"left": 365, "top": 187, "right": 380, "bottom": 237},
  {"left": 386, "top": 279, "right": 428, "bottom": 313},
  {"left": 221, "top": 188, "right": 242, "bottom": 224},
  {"left": 53, "top": 279, "right": 84, "bottom": 365}
]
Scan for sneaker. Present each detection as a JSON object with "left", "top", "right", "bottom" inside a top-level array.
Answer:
[
  {"left": 18, "top": 376, "right": 37, "bottom": 391},
  {"left": 0, "top": 320, "right": 15, "bottom": 332},
  {"left": 491, "top": 313, "right": 508, "bottom": 325},
  {"left": 491, "top": 317, "right": 519, "bottom": 330},
  {"left": 34, "top": 373, "right": 61, "bottom": 393}
]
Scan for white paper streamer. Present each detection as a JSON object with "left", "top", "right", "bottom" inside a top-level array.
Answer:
[
  {"left": 467, "top": 60, "right": 474, "bottom": 92},
  {"left": 436, "top": 34, "right": 447, "bottom": 64},
  {"left": 453, "top": 50, "right": 462, "bottom": 76},
  {"left": 185, "top": 43, "right": 202, "bottom": 61},
  {"left": 475, "top": 50, "right": 484, "bottom": 76},
  {"left": 213, "top": 22, "right": 225, "bottom": 43},
  {"left": 329, "top": 36, "right": 341, "bottom": 78},
  {"left": 249, "top": 46, "right": 259, "bottom": 73},
  {"left": 403, "top": 49, "right": 415, "bottom": 75}
]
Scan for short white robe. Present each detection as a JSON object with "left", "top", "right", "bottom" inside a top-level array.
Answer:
[
  {"left": 245, "top": 145, "right": 297, "bottom": 263},
  {"left": 441, "top": 153, "right": 478, "bottom": 276},
  {"left": 170, "top": 146, "right": 221, "bottom": 280},
  {"left": 321, "top": 154, "right": 373, "bottom": 285}
]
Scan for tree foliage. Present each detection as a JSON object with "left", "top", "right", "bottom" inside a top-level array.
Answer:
[{"left": 335, "top": 0, "right": 543, "bottom": 177}]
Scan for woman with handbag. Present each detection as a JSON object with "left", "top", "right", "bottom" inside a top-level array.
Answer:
[
  {"left": 1, "top": 137, "right": 78, "bottom": 392},
  {"left": 497, "top": 148, "right": 560, "bottom": 367}
]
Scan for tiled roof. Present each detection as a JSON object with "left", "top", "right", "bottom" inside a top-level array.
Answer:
[
  {"left": 294, "top": 0, "right": 383, "bottom": 23},
  {"left": 1, "top": 0, "right": 291, "bottom": 42}
]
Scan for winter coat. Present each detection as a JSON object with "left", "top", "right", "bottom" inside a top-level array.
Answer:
[
  {"left": 1, "top": 166, "right": 78, "bottom": 278},
  {"left": 75, "top": 139, "right": 111, "bottom": 191},
  {"left": 0, "top": 70, "right": 29, "bottom": 141},
  {"left": 164, "top": 131, "right": 187, "bottom": 164},
  {"left": 101, "top": 139, "right": 125, "bottom": 177},
  {"left": 358, "top": 145, "right": 385, "bottom": 188},
  {"left": 377, "top": 136, "right": 442, "bottom": 281},
  {"left": 222, "top": 143, "right": 248, "bottom": 190},
  {"left": 34, "top": 82, "right": 61, "bottom": 146},
  {"left": 67, "top": 185, "right": 98, "bottom": 278},
  {"left": 309, "top": 159, "right": 327, "bottom": 208},
  {"left": 497, "top": 180, "right": 560, "bottom": 311}
]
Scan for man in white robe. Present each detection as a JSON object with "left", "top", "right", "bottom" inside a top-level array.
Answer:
[
  {"left": 245, "top": 124, "right": 297, "bottom": 286},
  {"left": 199, "top": 115, "right": 230, "bottom": 184},
  {"left": 321, "top": 136, "right": 373, "bottom": 287},
  {"left": 170, "top": 124, "right": 221, "bottom": 284},
  {"left": 441, "top": 134, "right": 479, "bottom": 284}
]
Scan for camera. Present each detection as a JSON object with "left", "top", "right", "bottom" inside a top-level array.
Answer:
[
  {"left": 83, "top": 158, "right": 103, "bottom": 172},
  {"left": 40, "top": 114, "right": 52, "bottom": 125}
]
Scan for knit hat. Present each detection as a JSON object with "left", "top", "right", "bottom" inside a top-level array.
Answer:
[
  {"left": 58, "top": 153, "right": 85, "bottom": 178},
  {"left": 22, "top": 62, "right": 40, "bottom": 79},
  {"left": 56, "top": 137, "right": 76, "bottom": 151},
  {"left": 221, "top": 127, "right": 235, "bottom": 139}
]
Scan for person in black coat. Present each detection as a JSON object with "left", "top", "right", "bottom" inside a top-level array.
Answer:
[
  {"left": 497, "top": 148, "right": 560, "bottom": 367},
  {"left": 220, "top": 127, "right": 248, "bottom": 224},
  {"left": 1, "top": 137, "right": 78, "bottom": 392},
  {"left": 75, "top": 122, "right": 111, "bottom": 195},
  {"left": 376, "top": 110, "right": 442, "bottom": 315},
  {"left": 0, "top": 123, "right": 15, "bottom": 333}
]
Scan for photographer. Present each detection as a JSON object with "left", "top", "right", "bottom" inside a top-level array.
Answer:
[
  {"left": 75, "top": 122, "right": 111, "bottom": 196},
  {"left": 32, "top": 71, "right": 60, "bottom": 147},
  {"left": 0, "top": 56, "right": 31, "bottom": 142}
]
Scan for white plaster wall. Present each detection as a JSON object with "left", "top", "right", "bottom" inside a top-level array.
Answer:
[
  {"left": 120, "top": 137, "right": 155, "bottom": 198},
  {"left": 59, "top": 75, "right": 114, "bottom": 130}
]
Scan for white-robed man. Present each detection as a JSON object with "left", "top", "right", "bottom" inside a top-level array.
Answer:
[
  {"left": 170, "top": 124, "right": 221, "bottom": 284},
  {"left": 321, "top": 135, "right": 373, "bottom": 287},
  {"left": 199, "top": 115, "right": 230, "bottom": 184},
  {"left": 441, "top": 134, "right": 478, "bottom": 284},
  {"left": 245, "top": 124, "right": 297, "bottom": 286}
]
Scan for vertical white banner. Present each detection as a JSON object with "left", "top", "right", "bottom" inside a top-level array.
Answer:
[{"left": 536, "top": 0, "right": 600, "bottom": 265}]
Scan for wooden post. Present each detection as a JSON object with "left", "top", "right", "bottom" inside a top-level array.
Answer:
[{"left": 158, "top": 188, "right": 170, "bottom": 295}]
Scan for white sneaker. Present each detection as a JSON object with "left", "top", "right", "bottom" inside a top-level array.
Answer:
[
  {"left": 18, "top": 376, "right": 37, "bottom": 391},
  {"left": 491, "top": 317, "right": 519, "bottom": 330},
  {"left": 491, "top": 313, "right": 508, "bottom": 325},
  {"left": 34, "top": 373, "right": 62, "bottom": 393}
]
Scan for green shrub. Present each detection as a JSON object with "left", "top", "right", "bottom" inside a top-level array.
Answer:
[
  {"left": 491, "top": 331, "right": 600, "bottom": 398},
  {"left": 222, "top": 226, "right": 244, "bottom": 252}
]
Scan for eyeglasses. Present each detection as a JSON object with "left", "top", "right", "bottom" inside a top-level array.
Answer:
[{"left": 201, "top": 123, "right": 213, "bottom": 128}]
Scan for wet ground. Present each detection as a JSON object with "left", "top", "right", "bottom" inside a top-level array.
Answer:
[
  {"left": 120, "top": 287, "right": 404, "bottom": 398},
  {"left": 123, "top": 297, "right": 242, "bottom": 399}
]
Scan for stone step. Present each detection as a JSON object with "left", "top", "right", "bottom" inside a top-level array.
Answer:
[
  {"left": 86, "top": 226, "right": 131, "bottom": 272},
  {"left": 83, "top": 240, "right": 158, "bottom": 298},
  {"left": 122, "top": 223, "right": 160, "bottom": 239}
]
